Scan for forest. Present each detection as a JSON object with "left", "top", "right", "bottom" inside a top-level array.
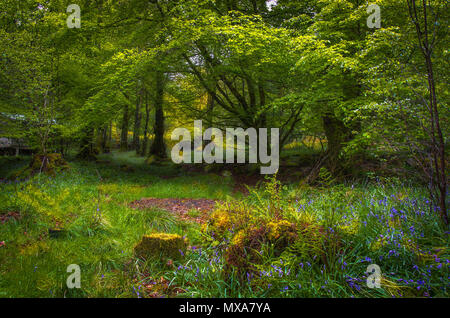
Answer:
[{"left": 0, "top": 0, "right": 448, "bottom": 299}]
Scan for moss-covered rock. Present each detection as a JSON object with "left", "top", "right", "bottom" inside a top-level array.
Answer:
[{"left": 134, "top": 233, "right": 188, "bottom": 260}]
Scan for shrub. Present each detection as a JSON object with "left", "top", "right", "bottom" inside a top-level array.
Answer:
[
  {"left": 224, "top": 225, "right": 267, "bottom": 277},
  {"left": 203, "top": 175, "right": 343, "bottom": 283},
  {"left": 266, "top": 219, "right": 298, "bottom": 252},
  {"left": 223, "top": 219, "right": 300, "bottom": 278},
  {"left": 202, "top": 202, "right": 250, "bottom": 243}
]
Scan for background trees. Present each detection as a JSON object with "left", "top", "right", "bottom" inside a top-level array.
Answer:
[
  {"left": 359, "top": 0, "right": 448, "bottom": 224},
  {"left": 0, "top": 0, "right": 447, "bottom": 224}
]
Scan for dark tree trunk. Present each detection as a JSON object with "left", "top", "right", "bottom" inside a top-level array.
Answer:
[
  {"left": 108, "top": 121, "right": 113, "bottom": 150},
  {"left": 120, "top": 105, "right": 129, "bottom": 152},
  {"left": 140, "top": 90, "right": 150, "bottom": 157},
  {"left": 149, "top": 71, "right": 167, "bottom": 159},
  {"left": 206, "top": 89, "right": 215, "bottom": 127},
  {"left": 202, "top": 89, "right": 216, "bottom": 149},
  {"left": 406, "top": 0, "right": 447, "bottom": 225},
  {"left": 258, "top": 84, "right": 267, "bottom": 127},
  {"left": 133, "top": 86, "right": 143, "bottom": 152},
  {"left": 322, "top": 113, "right": 351, "bottom": 174},
  {"left": 423, "top": 23, "right": 448, "bottom": 227},
  {"left": 77, "top": 126, "right": 97, "bottom": 160},
  {"left": 100, "top": 123, "right": 110, "bottom": 153}
]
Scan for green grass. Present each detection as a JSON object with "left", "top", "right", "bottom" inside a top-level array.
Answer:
[
  {"left": 0, "top": 156, "right": 30, "bottom": 180},
  {"left": 164, "top": 179, "right": 449, "bottom": 298},
  {"left": 0, "top": 152, "right": 448, "bottom": 298},
  {"left": 0, "top": 152, "right": 233, "bottom": 297}
]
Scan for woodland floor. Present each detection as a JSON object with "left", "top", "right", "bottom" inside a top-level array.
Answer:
[{"left": 0, "top": 151, "right": 448, "bottom": 298}]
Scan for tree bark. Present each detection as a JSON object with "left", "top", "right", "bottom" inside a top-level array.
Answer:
[
  {"left": 133, "top": 85, "right": 143, "bottom": 152},
  {"left": 322, "top": 113, "right": 351, "bottom": 174},
  {"left": 77, "top": 126, "right": 97, "bottom": 160},
  {"left": 149, "top": 71, "right": 167, "bottom": 158},
  {"left": 407, "top": 0, "right": 448, "bottom": 225},
  {"left": 140, "top": 90, "right": 150, "bottom": 156},
  {"left": 120, "top": 105, "right": 129, "bottom": 152}
]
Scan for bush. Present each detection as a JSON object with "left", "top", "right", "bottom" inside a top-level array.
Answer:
[{"left": 203, "top": 175, "right": 333, "bottom": 281}]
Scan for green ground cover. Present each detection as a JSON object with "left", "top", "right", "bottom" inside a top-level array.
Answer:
[{"left": 0, "top": 153, "right": 448, "bottom": 298}]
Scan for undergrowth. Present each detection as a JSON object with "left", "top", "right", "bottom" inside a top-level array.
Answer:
[{"left": 0, "top": 154, "right": 448, "bottom": 298}]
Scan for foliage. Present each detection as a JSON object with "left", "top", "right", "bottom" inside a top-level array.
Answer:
[{"left": 0, "top": 0, "right": 448, "bottom": 299}]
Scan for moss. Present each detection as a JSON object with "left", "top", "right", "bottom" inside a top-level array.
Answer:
[
  {"left": 8, "top": 153, "right": 69, "bottom": 180},
  {"left": 134, "top": 233, "right": 188, "bottom": 260}
]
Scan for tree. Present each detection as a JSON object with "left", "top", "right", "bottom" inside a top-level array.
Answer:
[
  {"left": 166, "top": 4, "right": 312, "bottom": 147},
  {"left": 149, "top": 70, "right": 167, "bottom": 158},
  {"left": 405, "top": 0, "right": 447, "bottom": 224},
  {"left": 359, "top": 0, "right": 448, "bottom": 225}
]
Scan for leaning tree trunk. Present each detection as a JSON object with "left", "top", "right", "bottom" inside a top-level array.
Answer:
[
  {"left": 120, "top": 105, "right": 129, "bottom": 152},
  {"left": 149, "top": 71, "right": 166, "bottom": 159},
  {"left": 322, "top": 113, "right": 351, "bottom": 175},
  {"left": 423, "top": 16, "right": 448, "bottom": 226},
  {"left": 406, "top": 0, "right": 448, "bottom": 225}
]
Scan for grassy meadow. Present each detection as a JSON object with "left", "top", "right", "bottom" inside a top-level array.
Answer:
[{"left": 0, "top": 152, "right": 448, "bottom": 298}]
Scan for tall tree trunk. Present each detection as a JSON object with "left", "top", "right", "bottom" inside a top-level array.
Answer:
[
  {"left": 100, "top": 123, "right": 110, "bottom": 153},
  {"left": 202, "top": 89, "right": 216, "bottom": 149},
  {"left": 149, "top": 71, "right": 166, "bottom": 158},
  {"left": 59, "top": 139, "right": 65, "bottom": 157},
  {"left": 120, "top": 105, "right": 129, "bottom": 152},
  {"left": 133, "top": 86, "right": 143, "bottom": 152},
  {"left": 77, "top": 126, "right": 96, "bottom": 160},
  {"left": 426, "top": 53, "right": 448, "bottom": 225},
  {"left": 206, "top": 89, "right": 215, "bottom": 127},
  {"left": 407, "top": 0, "right": 447, "bottom": 225},
  {"left": 258, "top": 84, "right": 267, "bottom": 127},
  {"left": 108, "top": 121, "right": 113, "bottom": 150},
  {"left": 140, "top": 90, "right": 150, "bottom": 156}
]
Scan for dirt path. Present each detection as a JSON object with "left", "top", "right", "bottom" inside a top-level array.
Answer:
[{"left": 130, "top": 198, "right": 219, "bottom": 224}]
